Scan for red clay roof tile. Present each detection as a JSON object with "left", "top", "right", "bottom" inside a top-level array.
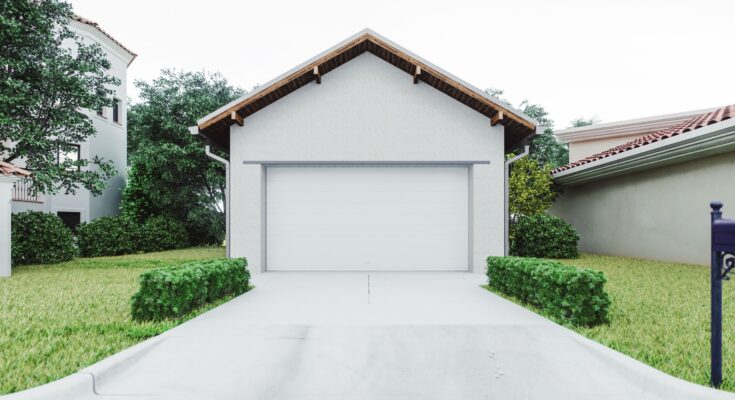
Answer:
[{"left": 552, "top": 103, "right": 735, "bottom": 174}]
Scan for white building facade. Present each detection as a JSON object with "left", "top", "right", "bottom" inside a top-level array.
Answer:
[{"left": 11, "top": 16, "right": 136, "bottom": 229}]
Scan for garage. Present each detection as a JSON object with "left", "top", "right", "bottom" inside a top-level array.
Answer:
[
  {"left": 191, "top": 30, "right": 538, "bottom": 273},
  {"left": 266, "top": 166, "right": 469, "bottom": 271}
]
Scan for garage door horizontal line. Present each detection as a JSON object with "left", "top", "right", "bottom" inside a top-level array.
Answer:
[{"left": 243, "top": 160, "right": 490, "bottom": 165}]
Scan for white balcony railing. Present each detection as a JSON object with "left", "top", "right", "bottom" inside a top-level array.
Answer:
[{"left": 12, "top": 180, "right": 43, "bottom": 203}]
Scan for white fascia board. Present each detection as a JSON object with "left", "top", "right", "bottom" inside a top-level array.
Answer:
[
  {"left": 553, "top": 118, "right": 735, "bottom": 186},
  {"left": 196, "top": 28, "right": 538, "bottom": 128},
  {"left": 554, "top": 107, "right": 718, "bottom": 144}
]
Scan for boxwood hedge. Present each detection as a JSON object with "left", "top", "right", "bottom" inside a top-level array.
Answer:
[
  {"left": 510, "top": 213, "right": 579, "bottom": 259},
  {"left": 131, "top": 258, "right": 249, "bottom": 321},
  {"left": 11, "top": 211, "right": 77, "bottom": 265},
  {"left": 487, "top": 256, "right": 610, "bottom": 326}
]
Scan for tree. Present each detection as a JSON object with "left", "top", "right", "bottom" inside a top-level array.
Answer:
[
  {"left": 1, "top": 0, "right": 119, "bottom": 195},
  {"left": 508, "top": 156, "right": 555, "bottom": 218},
  {"left": 568, "top": 117, "right": 599, "bottom": 128},
  {"left": 123, "top": 70, "right": 244, "bottom": 245},
  {"left": 485, "top": 88, "right": 569, "bottom": 168}
]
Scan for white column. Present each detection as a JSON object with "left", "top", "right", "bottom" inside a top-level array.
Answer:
[{"left": 0, "top": 176, "right": 19, "bottom": 278}]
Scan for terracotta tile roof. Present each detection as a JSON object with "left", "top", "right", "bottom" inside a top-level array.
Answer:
[
  {"left": 553, "top": 104, "right": 735, "bottom": 174},
  {"left": 72, "top": 15, "right": 137, "bottom": 62},
  {"left": 0, "top": 161, "right": 30, "bottom": 177}
]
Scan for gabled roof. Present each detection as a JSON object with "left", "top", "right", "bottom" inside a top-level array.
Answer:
[
  {"left": 71, "top": 15, "right": 137, "bottom": 66},
  {"left": 193, "top": 29, "right": 537, "bottom": 151},
  {"left": 553, "top": 104, "right": 735, "bottom": 175}
]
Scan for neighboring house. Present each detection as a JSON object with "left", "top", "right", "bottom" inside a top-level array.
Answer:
[
  {"left": 11, "top": 16, "right": 136, "bottom": 231},
  {"left": 190, "top": 29, "right": 538, "bottom": 273},
  {"left": 556, "top": 107, "right": 717, "bottom": 163},
  {"left": 551, "top": 104, "right": 735, "bottom": 265}
]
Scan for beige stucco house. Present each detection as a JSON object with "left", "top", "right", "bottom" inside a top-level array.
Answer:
[{"left": 551, "top": 104, "right": 735, "bottom": 265}]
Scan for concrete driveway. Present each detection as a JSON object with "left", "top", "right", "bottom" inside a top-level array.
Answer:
[{"left": 10, "top": 272, "right": 735, "bottom": 400}]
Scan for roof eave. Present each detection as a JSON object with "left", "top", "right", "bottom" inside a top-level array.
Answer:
[{"left": 553, "top": 119, "right": 735, "bottom": 186}]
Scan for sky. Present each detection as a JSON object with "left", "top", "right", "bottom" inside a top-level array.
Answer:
[{"left": 68, "top": 0, "right": 735, "bottom": 130}]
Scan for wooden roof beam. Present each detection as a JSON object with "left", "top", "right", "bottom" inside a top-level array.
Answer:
[
  {"left": 231, "top": 111, "right": 244, "bottom": 127},
  {"left": 413, "top": 65, "right": 421, "bottom": 84},
  {"left": 313, "top": 66, "right": 321, "bottom": 84},
  {"left": 491, "top": 111, "right": 504, "bottom": 126}
]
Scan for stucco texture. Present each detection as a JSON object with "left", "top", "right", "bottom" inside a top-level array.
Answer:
[
  {"left": 229, "top": 52, "right": 506, "bottom": 272},
  {"left": 552, "top": 151, "right": 735, "bottom": 265}
]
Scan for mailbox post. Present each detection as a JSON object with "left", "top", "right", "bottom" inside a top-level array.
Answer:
[{"left": 710, "top": 201, "right": 735, "bottom": 388}]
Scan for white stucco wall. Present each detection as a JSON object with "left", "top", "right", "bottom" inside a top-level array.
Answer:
[
  {"left": 551, "top": 150, "right": 735, "bottom": 265},
  {"left": 229, "top": 53, "right": 506, "bottom": 273}
]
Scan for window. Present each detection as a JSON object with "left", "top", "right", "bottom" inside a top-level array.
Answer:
[
  {"left": 112, "top": 98, "right": 120, "bottom": 123},
  {"left": 96, "top": 88, "right": 106, "bottom": 118},
  {"left": 57, "top": 212, "right": 81, "bottom": 232},
  {"left": 57, "top": 143, "right": 81, "bottom": 171}
]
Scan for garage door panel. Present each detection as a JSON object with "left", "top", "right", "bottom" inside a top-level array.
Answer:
[{"left": 266, "top": 166, "right": 469, "bottom": 271}]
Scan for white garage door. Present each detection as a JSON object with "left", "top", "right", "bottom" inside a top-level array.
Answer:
[{"left": 266, "top": 166, "right": 469, "bottom": 271}]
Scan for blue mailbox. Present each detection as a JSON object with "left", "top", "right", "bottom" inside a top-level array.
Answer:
[{"left": 710, "top": 201, "right": 735, "bottom": 388}]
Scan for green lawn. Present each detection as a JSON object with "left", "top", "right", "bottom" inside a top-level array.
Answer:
[
  {"left": 0, "top": 247, "right": 227, "bottom": 395},
  {"left": 488, "top": 254, "right": 735, "bottom": 391}
]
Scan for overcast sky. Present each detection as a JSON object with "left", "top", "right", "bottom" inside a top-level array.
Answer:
[{"left": 69, "top": 0, "right": 734, "bottom": 130}]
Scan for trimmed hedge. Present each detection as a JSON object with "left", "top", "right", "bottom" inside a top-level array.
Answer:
[
  {"left": 138, "top": 216, "right": 189, "bottom": 253},
  {"left": 131, "top": 258, "right": 249, "bottom": 321},
  {"left": 77, "top": 215, "right": 189, "bottom": 257},
  {"left": 77, "top": 216, "right": 139, "bottom": 257},
  {"left": 487, "top": 256, "right": 610, "bottom": 326},
  {"left": 11, "top": 211, "right": 77, "bottom": 265},
  {"left": 511, "top": 213, "right": 579, "bottom": 259}
]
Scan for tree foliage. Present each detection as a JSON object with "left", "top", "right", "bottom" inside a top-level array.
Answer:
[
  {"left": 508, "top": 156, "right": 555, "bottom": 217},
  {"left": 0, "top": 0, "right": 119, "bottom": 195},
  {"left": 123, "top": 70, "right": 244, "bottom": 245},
  {"left": 485, "top": 88, "right": 569, "bottom": 168}
]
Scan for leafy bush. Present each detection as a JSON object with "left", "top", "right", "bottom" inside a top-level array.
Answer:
[
  {"left": 131, "top": 258, "right": 249, "bottom": 321},
  {"left": 138, "top": 216, "right": 189, "bottom": 253},
  {"left": 11, "top": 211, "right": 77, "bottom": 265},
  {"left": 77, "top": 216, "right": 140, "bottom": 257},
  {"left": 487, "top": 256, "right": 610, "bottom": 326},
  {"left": 511, "top": 213, "right": 579, "bottom": 259}
]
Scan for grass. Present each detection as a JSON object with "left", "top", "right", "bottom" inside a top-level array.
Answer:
[
  {"left": 0, "top": 247, "right": 227, "bottom": 395},
  {"left": 487, "top": 254, "right": 735, "bottom": 391}
]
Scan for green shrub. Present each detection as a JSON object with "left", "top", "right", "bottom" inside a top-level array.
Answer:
[
  {"left": 131, "top": 258, "right": 249, "bottom": 321},
  {"left": 77, "top": 216, "right": 140, "bottom": 257},
  {"left": 11, "top": 211, "right": 77, "bottom": 266},
  {"left": 487, "top": 256, "right": 610, "bottom": 326},
  {"left": 138, "top": 216, "right": 189, "bottom": 253},
  {"left": 511, "top": 213, "right": 579, "bottom": 258}
]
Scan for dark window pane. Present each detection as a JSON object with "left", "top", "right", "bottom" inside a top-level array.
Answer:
[
  {"left": 112, "top": 99, "right": 119, "bottom": 123},
  {"left": 57, "top": 212, "right": 81, "bottom": 232}
]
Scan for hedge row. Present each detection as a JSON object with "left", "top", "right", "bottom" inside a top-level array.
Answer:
[
  {"left": 11, "top": 211, "right": 77, "bottom": 266},
  {"left": 131, "top": 258, "right": 249, "bottom": 321},
  {"left": 77, "top": 215, "right": 188, "bottom": 257},
  {"left": 487, "top": 256, "right": 610, "bottom": 326}
]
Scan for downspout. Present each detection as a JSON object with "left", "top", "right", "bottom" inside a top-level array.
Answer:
[
  {"left": 504, "top": 145, "right": 530, "bottom": 256},
  {"left": 204, "top": 144, "right": 231, "bottom": 258}
]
